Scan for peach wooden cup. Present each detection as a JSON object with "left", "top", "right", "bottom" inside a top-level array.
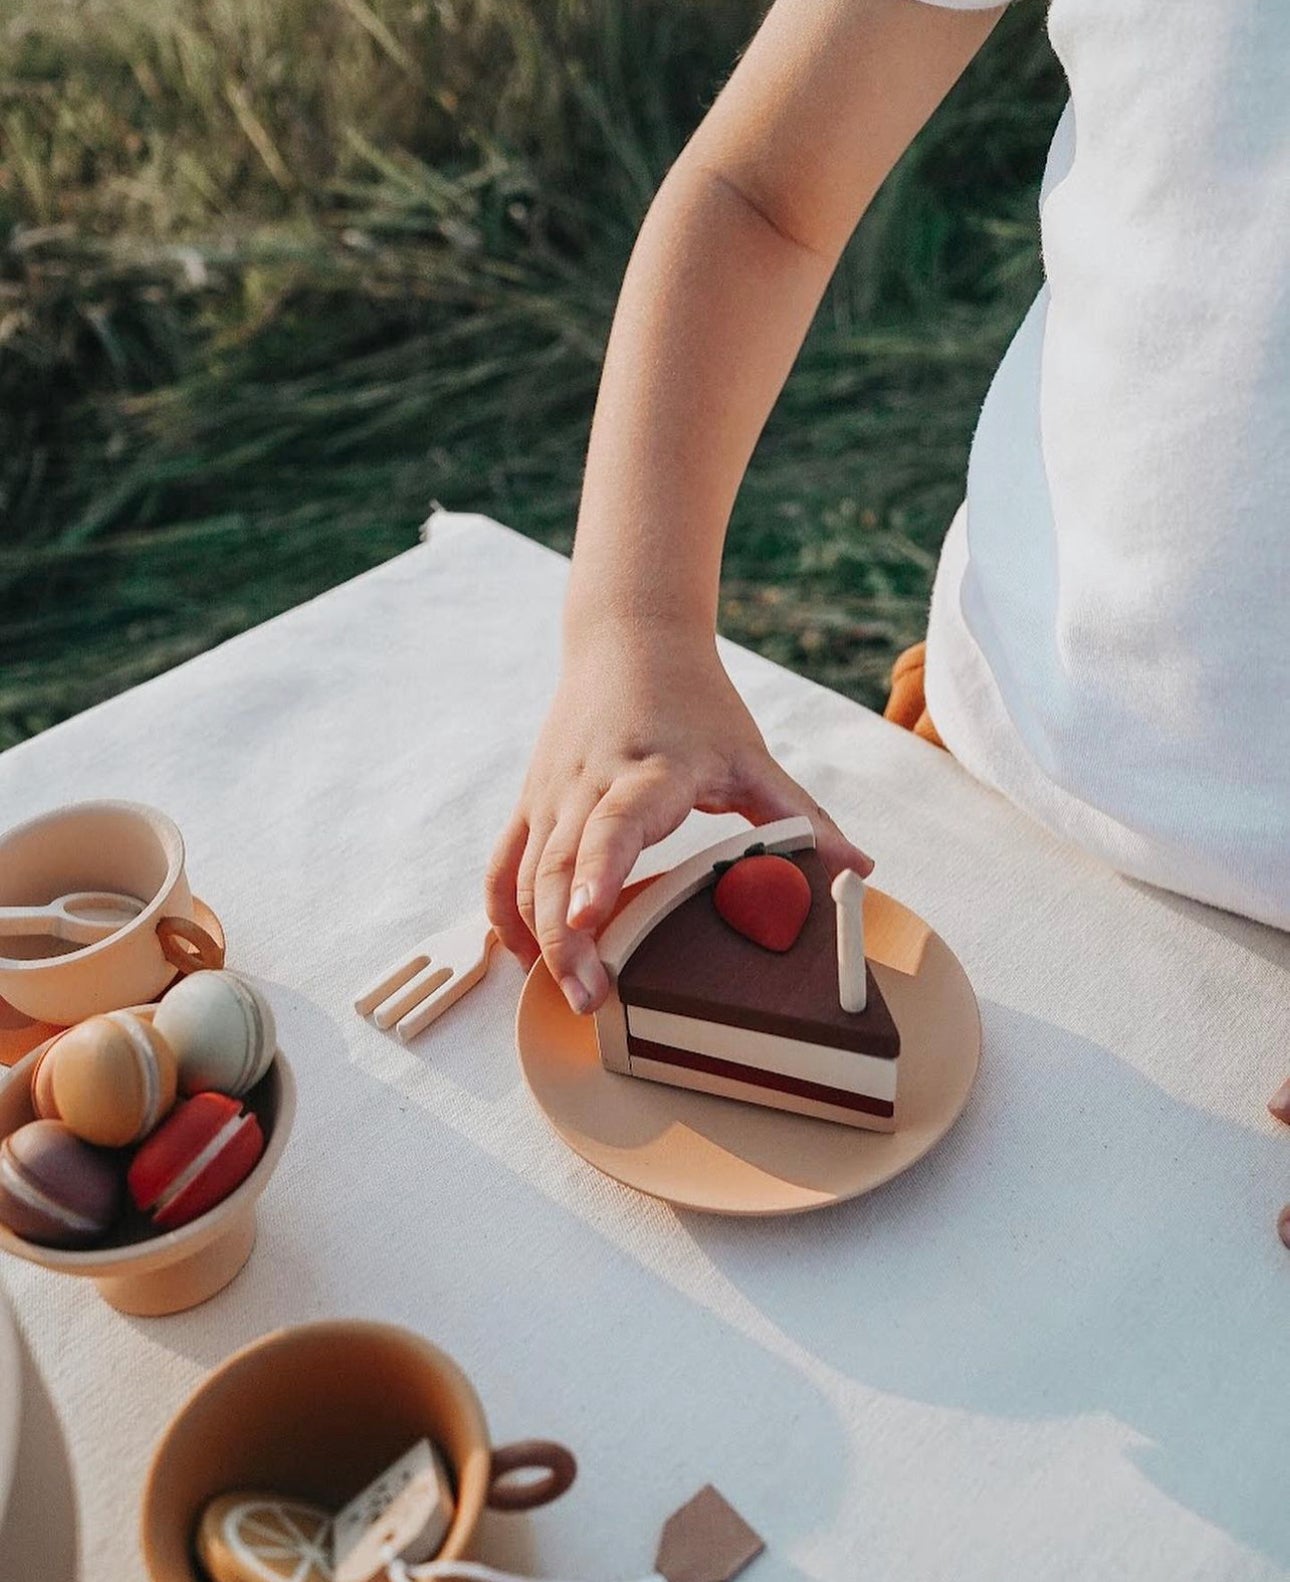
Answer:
[
  {"left": 0, "top": 1007, "right": 294, "bottom": 1315},
  {"left": 0, "top": 802, "right": 222, "bottom": 1025},
  {"left": 140, "top": 1320, "right": 578, "bottom": 1581}
]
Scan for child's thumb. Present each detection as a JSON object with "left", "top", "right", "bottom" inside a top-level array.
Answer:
[{"left": 733, "top": 758, "right": 875, "bottom": 879}]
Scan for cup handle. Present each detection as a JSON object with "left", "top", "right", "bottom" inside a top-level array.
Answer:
[
  {"left": 157, "top": 916, "right": 225, "bottom": 976},
  {"left": 486, "top": 1440, "right": 577, "bottom": 1512}
]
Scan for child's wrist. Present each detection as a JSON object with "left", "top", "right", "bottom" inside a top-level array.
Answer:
[{"left": 561, "top": 594, "right": 715, "bottom": 663}]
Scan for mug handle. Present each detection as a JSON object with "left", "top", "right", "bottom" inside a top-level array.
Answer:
[
  {"left": 486, "top": 1440, "right": 577, "bottom": 1512},
  {"left": 157, "top": 916, "right": 225, "bottom": 976}
]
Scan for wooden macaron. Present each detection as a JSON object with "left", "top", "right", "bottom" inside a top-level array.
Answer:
[
  {"left": 0, "top": 1120, "right": 121, "bottom": 1247},
  {"left": 154, "top": 970, "right": 276, "bottom": 1098},
  {"left": 128, "top": 1092, "right": 264, "bottom": 1230},
  {"left": 44, "top": 1010, "right": 178, "bottom": 1147}
]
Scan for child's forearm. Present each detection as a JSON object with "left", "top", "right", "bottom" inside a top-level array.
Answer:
[
  {"left": 491, "top": 0, "right": 1001, "bottom": 999},
  {"left": 563, "top": 0, "right": 1001, "bottom": 659},
  {"left": 565, "top": 155, "right": 835, "bottom": 648}
]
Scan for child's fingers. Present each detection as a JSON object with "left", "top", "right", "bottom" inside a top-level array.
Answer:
[
  {"left": 734, "top": 758, "right": 875, "bottom": 880},
  {"left": 513, "top": 814, "right": 558, "bottom": 966},
  {"left": 566, "top": 768, "right": 695, "bottom": 936},
  {"left": 484, "top": 813, "right": 539, "bottom": 967},
  {"left": 532, "top": 805, "right": 610, "bottom": 1014},
  {"left": 810, "top": 809, "right": 876, "bottom": 882}
]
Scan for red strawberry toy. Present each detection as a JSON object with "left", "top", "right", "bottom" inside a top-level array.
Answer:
[
  {"left": 127, "top": 1092, "right": 264, "bottom": 1230},
  {"left": 713, "top": 850, "right": 812, "bottom": 952}
]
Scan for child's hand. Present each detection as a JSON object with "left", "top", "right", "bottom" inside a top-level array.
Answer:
[{"left": 485, "top": 621, "right": 874, "bottom": 1015}]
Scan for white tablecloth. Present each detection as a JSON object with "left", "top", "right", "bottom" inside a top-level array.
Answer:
[{"left": 1, "top": 512, "right": 1287, "bottom": 1582}]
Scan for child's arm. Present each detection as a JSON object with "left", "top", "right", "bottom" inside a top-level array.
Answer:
[{"left": 487, "top": 0, "right": 1003, "bottom": 1012}]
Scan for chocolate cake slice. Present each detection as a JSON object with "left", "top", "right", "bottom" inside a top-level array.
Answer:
[{"left": 616, "top": 847, "right": 900, "bottom": 1131}]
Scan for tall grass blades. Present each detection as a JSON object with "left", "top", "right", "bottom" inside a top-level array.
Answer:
[{"left": 0, "top": 0, "right": 1065, "bottom": 747}]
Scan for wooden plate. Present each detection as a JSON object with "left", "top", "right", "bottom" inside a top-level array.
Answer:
[
  {"left": 0, "top": 896, "right": 225, "bottom": 1068},
  {"left": 516, "top": 885, "right": 981, "bottom": 1216}
]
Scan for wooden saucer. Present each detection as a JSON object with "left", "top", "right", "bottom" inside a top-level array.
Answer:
[
  {"left": 516, "top": 885, "right": 981, "bottom": 1216},
  {"left": 0, "top": 896, "right": 226, "bottom": 1068}
]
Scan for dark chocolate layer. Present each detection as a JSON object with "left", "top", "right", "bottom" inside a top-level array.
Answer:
[
  {"left": 627, "top": 1036, "right": 896, "bottom": 1118},
  {"left": 618, "top": 847, "right": 899, "bottom": 1059}
]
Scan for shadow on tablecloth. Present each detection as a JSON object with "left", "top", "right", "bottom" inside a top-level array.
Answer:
[
  {"left": 683, "top": 1000, "right": 1290, "bottom": 1569},
  {"left": 0, "top": 1323, "right": 77, "bottom": 1581}
]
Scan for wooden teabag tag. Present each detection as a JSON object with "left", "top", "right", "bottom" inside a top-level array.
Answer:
[
  {"left": 334, "top": 1439, "right": 455, "bottom": 1582},
  {"left": 654, "top": 1486, "right": 764, "bottom": 1582}
]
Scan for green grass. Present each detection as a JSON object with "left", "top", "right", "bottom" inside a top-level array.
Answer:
[{"left": 0, "top": 0, "right": 1065, "bottom": 748}]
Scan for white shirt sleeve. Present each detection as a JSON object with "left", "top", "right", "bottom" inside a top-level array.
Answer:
[{"left": 911, "top": 1, "right": 1011, "bottom": 9}]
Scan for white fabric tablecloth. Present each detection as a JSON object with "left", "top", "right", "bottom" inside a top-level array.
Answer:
[{"left": 1, "top": 512, "right": 1287, "bottom": 1582}]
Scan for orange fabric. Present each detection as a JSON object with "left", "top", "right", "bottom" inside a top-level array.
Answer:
[{"left": 882, "top": 641, "right": 946, "bottom": 752}]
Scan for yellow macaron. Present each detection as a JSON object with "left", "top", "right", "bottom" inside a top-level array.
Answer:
[{"left": 45, "top": 1010, "right": 178, "bottom": 1148}]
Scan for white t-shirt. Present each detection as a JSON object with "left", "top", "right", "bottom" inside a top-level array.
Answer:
[{"left": 913, "top": 0, "right": 1290, "bottom": 931}]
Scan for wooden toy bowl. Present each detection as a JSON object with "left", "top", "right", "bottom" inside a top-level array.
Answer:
[
  {"left": 0, "top": 801, "right": 223, "bottom": 1025},
  {"left": 140, "top": 1320, "right": 578, "bottom": 1580},
  {"left": 0, "top": 1007, "right": 294, "bottom": 1316}
]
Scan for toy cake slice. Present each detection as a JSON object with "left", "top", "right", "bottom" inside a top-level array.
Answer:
[{"left": 593, "top": 816, "right": 901, "bottom": 1131}]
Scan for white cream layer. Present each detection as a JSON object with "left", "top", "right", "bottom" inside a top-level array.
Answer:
[
  {"left": 228, "top": 976, "right": 268, "bottom": 1092},
  {"left": 106, "top": 1010, "right": 164, "bottom": 1135},
  {"left": 625, "top": 1005, "right": 898, "bottom": 1101},
  {"left": 628, "top": 1055, "right": 895, "bottom": 1133}
]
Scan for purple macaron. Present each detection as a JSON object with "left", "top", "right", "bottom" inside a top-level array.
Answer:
[{"left": 0, "top": 1120, "right": 121, "bottom": 1247}]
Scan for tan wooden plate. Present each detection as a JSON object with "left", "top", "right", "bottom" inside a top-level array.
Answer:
[{"left": 517, "top": 884, "right": 981, "bottom": 1216}]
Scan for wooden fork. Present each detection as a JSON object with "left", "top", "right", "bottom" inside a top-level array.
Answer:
[{"left": 353, "top": 916, "right": 497, "bottom": 1042}]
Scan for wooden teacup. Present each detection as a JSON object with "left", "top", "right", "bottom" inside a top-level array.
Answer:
[
  {"left": 140, "top": 1320, "right": 578, "bottom": 1579},
  {"left": 0, "top": 801, "right": 222, "bottom": 1025}
]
